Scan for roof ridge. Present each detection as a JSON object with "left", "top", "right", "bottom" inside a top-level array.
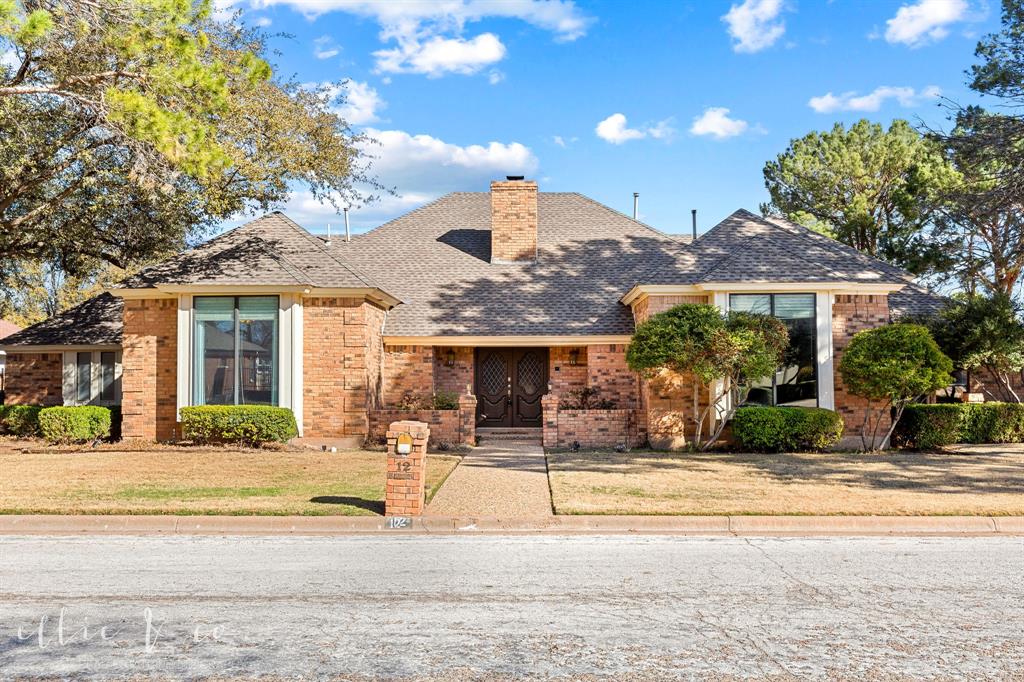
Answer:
[
  {"left": 751, "top": 210, "right": 913, "bottom": 280},
  {"left": 242, "top": 235, "right": 315, "bottom": 286},
  {"left": 264, "top": 212, "right": 384, "bottom": 289},
  {"left": 354, "top": 193, "right": 456, "bottom": 238},
  {"left": 567, "top": 192, "right": 683, "bottom": 242}
]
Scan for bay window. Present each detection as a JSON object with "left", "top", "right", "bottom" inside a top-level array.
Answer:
[
  {"left": 193, "top": 296, "right": 279, "bottom": 406},
  {"left": 729, "top": 293, "right": 818, "bottom": 407}
]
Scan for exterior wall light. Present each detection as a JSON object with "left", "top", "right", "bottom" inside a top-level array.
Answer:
[
  {"left": 445, "top": 348, "right": 456, "bottom": 367},
  {"left": 568, "top": 349, "right": 580, "bottom": 366}
]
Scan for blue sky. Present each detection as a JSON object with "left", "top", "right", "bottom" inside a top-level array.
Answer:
[{"left": 221, "top": 0, "right": 1000, "bottom": 237}]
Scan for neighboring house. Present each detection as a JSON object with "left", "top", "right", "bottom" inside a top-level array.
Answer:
[
  {"left": 0, "top": 178, "right": 943, "bottom": 448},
  {"left": 0, "top": 319, "right": 23, "bottom": 399}
]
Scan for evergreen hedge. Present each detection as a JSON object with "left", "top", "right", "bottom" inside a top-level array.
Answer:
[
  {"left": 0, "top": 405, "right": 43, "bottom": 437},
  {"left": 180, "top": 405, "right": 298, "bottom": 446},
  {"left": 38, "top": 406, "right": 112, "bottom": 444},
  {"left": 894, "top": 403, "right": 1024, "bottom": 450},
  {"left": 732, "top": 406, "right": 845, "bottom": 452}
]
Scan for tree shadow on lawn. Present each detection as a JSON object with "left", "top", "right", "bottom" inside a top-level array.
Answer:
[
  {"left": 549, "top": 449, "right": 1024, "bottom": 497},
  {"left": 309, "top": 496, "right": 384, "bottom": 515}
]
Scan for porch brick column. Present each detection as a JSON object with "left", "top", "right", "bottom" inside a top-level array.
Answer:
[
  {"left": 458, "top": 392, "right": 477, "bottom": 446},
  {"left": 385, "top": 420, "right": 429, "bottom": 517},
  {"left": 122, "top": 298, "right": 178, "bottom": 441},
  {"left": 542, "top": 393, "right": 559, "bottom": 448}
]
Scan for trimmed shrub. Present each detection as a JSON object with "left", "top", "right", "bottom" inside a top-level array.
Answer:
[
  {"left": 0, "top": 405, "right": 43, "bottom": 437},
  {"left": 732, "top": 406, "right": 845, "bottom": 452},
  {"left": 895, "top": 403, "right": 1024, "bottom": 449},
  {"left": 38, "top": 406, "right": 112, "bottom": 444},
  {"left": 180, "top": 405, "right": 298, "bottom": 446},
  {"left": 431, "top": 391, "right": 459, "bottom": 410}
]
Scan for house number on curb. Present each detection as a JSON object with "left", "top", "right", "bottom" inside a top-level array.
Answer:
[{"left": 387, "top": 517, "right": 411, "bottom": 529}]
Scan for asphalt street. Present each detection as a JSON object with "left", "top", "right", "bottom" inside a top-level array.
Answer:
[{"left": 1, "top": 535, "right": 1022, "bottom": 680}]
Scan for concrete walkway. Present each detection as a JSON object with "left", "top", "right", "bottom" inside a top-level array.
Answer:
[{"left": 426, "top": 441, "right": 553, "bottom": 517}]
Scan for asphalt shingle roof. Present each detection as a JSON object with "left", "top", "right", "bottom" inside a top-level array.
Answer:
[
  {"left": 119, "top": 212, "right": 385, "bottom": 291},
  {"left": 328, "top": 192, "right": 684, "bottom": 336},
  {"left": 889, "top": 282, "right": 947, "bottom": 319},
  {"left": 649, "top": 209, "right": 913, "bottom": 286},
  {"left": 5, "top": 197, "right": 943, "bottom": 347},
  {"left": 0, "top": 293, "right": 122, "bottom": 348}
]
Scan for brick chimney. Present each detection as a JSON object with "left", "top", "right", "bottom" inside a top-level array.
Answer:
[{"left": 490, "top": 176, "right": 537, "bottom": 263}]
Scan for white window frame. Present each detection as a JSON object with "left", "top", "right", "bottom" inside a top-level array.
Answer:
[{"left": 62, "top": 350, "right": 122, "bottom": 406}]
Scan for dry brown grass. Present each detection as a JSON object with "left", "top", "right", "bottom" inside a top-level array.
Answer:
[
  {"left": 0, "top": 444, "right": 460, "bottom": 516},
  {"left": 547, "top": 445, "right": 1024, "bottom": 516}
]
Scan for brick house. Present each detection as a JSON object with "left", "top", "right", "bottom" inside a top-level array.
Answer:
[{"left": 1, "top": 177, "right": 943, "bottom": 448}]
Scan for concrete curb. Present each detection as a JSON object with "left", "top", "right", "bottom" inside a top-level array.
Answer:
[{"left": 0, "top": 514, "right": 1020, "bottom": 536}]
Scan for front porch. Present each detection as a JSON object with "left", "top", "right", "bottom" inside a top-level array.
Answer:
[{"left": 371, "top": 343, "right": 642, "bottom": 448}]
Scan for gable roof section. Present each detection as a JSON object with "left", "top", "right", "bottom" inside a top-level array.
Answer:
[
  {"left": 889, "top": 281, "right": 947, "bottom": 319},
  {"left": 0, "top": 293, "right": 122, "bottom": 349},
  {"left": 647, "top": 209, "right": 912, "bottom": 286},
  {"left": 329, "top": 192, "right": 685, "bottom": 337},
  {"left": 118, "top": 212, "right": 389, "bottom": 292}
]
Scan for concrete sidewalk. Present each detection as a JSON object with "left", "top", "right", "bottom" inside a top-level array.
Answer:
[
  {"left": 425, "top": 440, "right": 554, "bottom": 517},
  {"left": 0, "top": 514, "right": 1021, "bottom": 536}
]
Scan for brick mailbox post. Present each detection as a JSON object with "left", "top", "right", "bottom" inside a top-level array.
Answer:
[{"left": 385, "top": 420, "right": 430, "bottom": 517}]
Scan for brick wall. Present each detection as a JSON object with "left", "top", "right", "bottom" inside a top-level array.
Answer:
[
  {"left": 833, "top": 294, "right": 891, "bottom": 443},
  {"left": 383, "top": 345, "right": 434, "bottom": 407},
  {"left": 587, "top": 344, "right": 639, "bottom": 407},
  {"left": 632, "top": 294, "right": 709, "bottom": 324},
  {"left": 490, "top": 179, "right": 537, "bottom": 262},
  {"left": 3, "top": 353, "right": 63, "bottom": 406},
  {"left": 434, "top": 346, "right": 473, "bottom": 396},
  {"left": 369, "top": 409, "right": 464, "bottom": 447},
  {"left": 122, "top": 298, "right": 178, "bottom": 441},
  {"left": 549, "top": 346, "right": 587, "bottom": 395},
  {"left": 303, "top": 297, "right": 384, "bottom": 438},
  {"left": 552, "top": 409, "right": 646, "bottom": 449}
]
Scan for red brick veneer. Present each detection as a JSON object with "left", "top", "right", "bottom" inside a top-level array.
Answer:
[
  {"left": 3, "top": 353, "right": 63, "bottom": 406},
  {"left": 122, "top": 298, "right": 178, "bottom": 441}
]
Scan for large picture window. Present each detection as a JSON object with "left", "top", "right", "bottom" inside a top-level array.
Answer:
[
  {"left": 730, "top": 293, "right": 818, "bottom": 407},
  {"left": 193, "top": 296, "right": 279, "bottom": 406}
]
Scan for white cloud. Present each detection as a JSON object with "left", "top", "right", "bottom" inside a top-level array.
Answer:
[
  {"left": 252, "top": 16, "right": 272, "bottom": 27},
  {"left": 249, "top": 0, "right": 592, "bottom": 78},
  {"left": 488, "top": 69, "right": 505, "bottom": 85},
  {"left": 808, "top": 85, "right": 943, "bottom": 113},
  {"left": 333, "top": 80, "right": 386, "bottom": 125},
  {"left": 362, "top": 128, "right": 538, "bottom": 193},
  {"left": 373, "top": 33, "right": 505, "bottom": 77},
  {"left": 314, "top": 35, "right": 341, "bottom": 59},
  {"left": 273, "top": 127, "right": 540, "bottom": 231},
  {"left": 1, "top": 48, "right": 21, "bottom": 71},
  {"left": 689, "top": 107, "right": 749, "bottom": 139},
  {"left": 884, "top": 0, "right": 968, "bottom": 47},
  {"left": 722, "top": 0, "right": 787, "bottom": 53},
  {"left": 595, "top": 113, "right": 675, "bottom": 145},
  {"left": 250, "top": 0, "right": 592, "bottom": 40}
]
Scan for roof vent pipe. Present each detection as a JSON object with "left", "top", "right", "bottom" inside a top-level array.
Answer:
[
  {"left": 344, "top": 207, "right": 351, "bottom": 243},
  {"left": 633, "top": 192, "right": 639, "bottom": 220},
  {"left": 325, "top": 223, "right": 332, "bottom": 246},
  {"left": 691, "top": 209, "right": 697, "bottom": 240}
]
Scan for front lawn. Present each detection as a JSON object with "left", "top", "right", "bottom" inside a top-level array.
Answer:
[
  {"left": 546, "top": 446, "right": 1024, "bottom": 516},
  {"left": 0, "top": 444, "right": 460, "bottom": 516}
]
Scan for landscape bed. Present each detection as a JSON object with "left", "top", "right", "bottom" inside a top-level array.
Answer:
[
  {"left": 0, "top": 443, "right": 460, "bottom": 516},
  {"left": 546, "top": 446, "right": 1024, "bottom": 516}
]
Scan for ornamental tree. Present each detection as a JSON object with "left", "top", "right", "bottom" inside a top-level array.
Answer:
[
  {"left": 626, "top": 304, "right": 788, "bottom": 450},
  {"left": 922, "top": 293, "right": 1024, "bottom": 403},
  {"left": 0, "top": 0, "right": 375, "bottom": 283},
  {"left": 838, "top": 323, "right": 954, "bottom": 451}
]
